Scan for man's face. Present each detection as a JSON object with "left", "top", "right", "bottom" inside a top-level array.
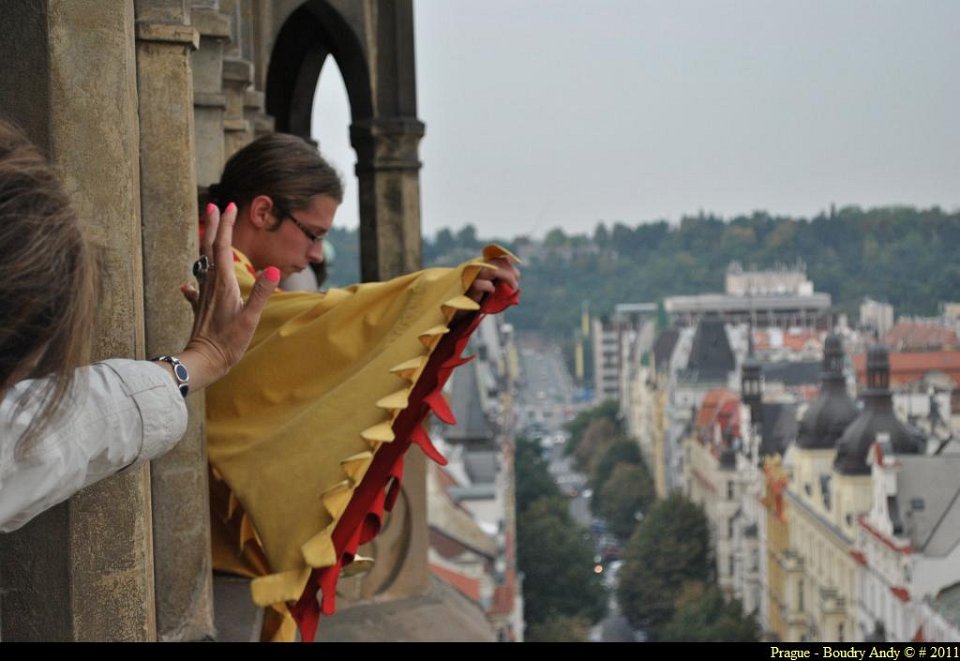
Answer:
[{"left": 256, "top": 194, "right": 338, "bottom": 279}]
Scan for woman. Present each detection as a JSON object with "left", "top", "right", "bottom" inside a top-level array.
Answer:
[
  {"left": 203, "top": 133, "right": 519, "bottom": 641},
  {"left": 0, "top": 121, "right": 279, "bottom": 531}
]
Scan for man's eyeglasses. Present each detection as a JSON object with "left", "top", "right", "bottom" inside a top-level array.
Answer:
[{"left": 274, "top": 205, "right": 324, "bottom": 244}]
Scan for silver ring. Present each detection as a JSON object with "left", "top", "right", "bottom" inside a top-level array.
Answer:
[{"left": 193, "top": 255, "right": 214, "bottom": 282}]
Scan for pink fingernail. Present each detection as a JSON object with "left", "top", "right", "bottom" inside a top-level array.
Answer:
[
  {"left": 264, "top": 266, "right": 280, "bottom": 283},
  {"left": 226, "top": 202, "right": 237, "bottom": 213},
  {"left": 206, "top": 202, "right": 216, "bottom": 215}
]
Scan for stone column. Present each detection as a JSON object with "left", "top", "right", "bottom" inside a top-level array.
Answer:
[
  {"left": 134, "top": 0, "right": 215, "bottom": 641},
  {"left": 0, "top": 0, "right": 155, "bottom": 641},
  {"left": 222, "top": 56, "right": 256, "bottom": 157},
  {"left": 351, "top": 118, "right": 425, "bottom": 282},
  {"left": 191, "top": 3, "right": 231, "bottom": 187},
  {"left": 219, "top": 0, "right": 257, "bottom": 158}
]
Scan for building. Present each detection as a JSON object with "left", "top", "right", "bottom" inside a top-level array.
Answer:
[
  {"left": 780, "top": 335, "right": 860, "bottom": 641},
  {"left": 761, "top": 455, "right": 793, "bottom": 638},
  {"left": 433, "top": 314, "right": 523, "bottom": 641},
  {"left": 667, "top": 317, "right": 739, "bottom": 490},
  {"left": 851, "top": 350, "right": 960, "bottom": 437},
  {"left": 860, "top": 298, "right": 895, "bottom": 338},
  {"left": 683, "top": 387, "right": 743, "bottom": 597},
  {"left": 883, "top": 320, "right": 959, "bottom": 352},
  {"left": 683, "top": 357, "right": 797, "bottom": 633},
  {"left": 665, "top": 263, "right": 831, "bottom": 329},
  {"left": 858, "top": 449, "right": 960, "bottom": 641},
  {"left": 590, "top": 302, "right": 657, "bottom": 406},
  {"left": 624, "top": 328, "right": 679, "bottom": 498},
  {"left": 785, "top": 343, "right": 924, "bottom": 641},
  {"left": 592, "top": 316, "right": 620, "bottom": 404}
]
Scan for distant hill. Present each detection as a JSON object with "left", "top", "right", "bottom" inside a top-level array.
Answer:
[{"left": 325, "top": 205, "right": 960, "bottom": 339}]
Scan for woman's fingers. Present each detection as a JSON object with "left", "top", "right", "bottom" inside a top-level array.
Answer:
[
  {"left": 180, "top": 284, "right": 200, "bottom": 314},
  {"left": 212, "top": 202, "right": 237, "bottom": 274},
  {"left": 201, "top": 203, "right": 220, "bottom": 262}
]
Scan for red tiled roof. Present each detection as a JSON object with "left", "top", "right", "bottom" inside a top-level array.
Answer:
[
  {"left": 753, "top": 329, "right": 822, "bottom": 353},
  {"left": 489, "top": 582, "right": 515, "bottom": 616},
  {"left": 884, "top": 321, "right": 959, "bottom": 352},
  {"left": 852, "top": 351, "right": 960, "bottom": 388},
  {"left": 430, "top": 563, "right": 481, "bottom": 602},
  {"left": 695, "top": 388, "right": 739, "bottom": 429}
]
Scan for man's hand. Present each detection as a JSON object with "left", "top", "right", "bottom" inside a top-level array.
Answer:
[{"left": 466, "top": 256, "right": 520, "bottom": 303}]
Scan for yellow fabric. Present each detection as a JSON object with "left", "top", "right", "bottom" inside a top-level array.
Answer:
[{"left": 206, "top": 248, "right": 510, "bottom": 618}]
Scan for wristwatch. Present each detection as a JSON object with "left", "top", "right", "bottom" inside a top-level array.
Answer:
[{"left": 153, "top": 355, "right": 190, "bottom": 398}]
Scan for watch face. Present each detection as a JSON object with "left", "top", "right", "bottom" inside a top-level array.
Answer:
[{"left": 174, "top": 363, "right": 189, "bottom": 382}]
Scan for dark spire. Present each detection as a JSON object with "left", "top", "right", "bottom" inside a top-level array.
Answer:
[
  {"left": 834, "top": 345, "right": 925, "bottom": 475},
  {"left": 685, "top": 316, "right": 735, "bottom": 381},
  {"left": 796, "top": 334, "right": 858, "bottom": 450}
]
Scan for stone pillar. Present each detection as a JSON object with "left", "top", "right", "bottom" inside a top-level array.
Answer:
[
  {"left": 191, "top": 3, "right": 231, "bottom": 187},
  {"left": 351, "top": 118, "right": 425, "bottom": 282},
  {"left": 222, "top": 56, "right": 256, "bottom": 157},
  {"left": 133, "top": 0, "right": 215, "bottom": 641},
  {"left": 220, "top": 0, "right": 257, "bottom": 158},
  {"left": 0, "top": 0, "right": 155, "bottom": 641}
]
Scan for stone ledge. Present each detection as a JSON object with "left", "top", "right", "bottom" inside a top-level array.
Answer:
[
  {"left": 194, "top": 92, "right": 227, "bottom": 109},
  {"left": 191, "top": 9, "right": 231, "bottom": 40},
  {"left": 223, "top": 118, "right": 251, "bottom": 132},
  {"left": 136, "top": 22, "right": 199, "bottom": 49},
  {"left": 222, "top": 57, "right": 254, "bottom": 83}
]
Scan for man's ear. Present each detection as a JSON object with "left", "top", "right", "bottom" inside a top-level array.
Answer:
[{"left": 247, "top": 195, "right": 276, "bottom": 230}]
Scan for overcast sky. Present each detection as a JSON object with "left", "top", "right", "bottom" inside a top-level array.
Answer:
[{"left": 313, "top": 0, "right": 960, "bottom": 239}]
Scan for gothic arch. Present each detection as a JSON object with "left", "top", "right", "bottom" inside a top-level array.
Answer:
[{"left": 265, "top": 1, "right": 372, "bottom": 138}]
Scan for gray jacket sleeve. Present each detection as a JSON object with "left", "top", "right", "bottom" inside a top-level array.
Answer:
[{"left": 0, "top": 359, "right": 187, "bottom": 532}]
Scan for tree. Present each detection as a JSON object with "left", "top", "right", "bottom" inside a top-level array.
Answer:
[
  {"left": 594, "top": 463, "right": 655, "bottom": 540},
  {"left": 589, "top": 439, "right": 641, "bottom": 495},
  {"left": 543, "top": 227, "right": 568, "bottom": 248},
  {"left": 455, "top": 224, "right": 480, "bottom": 249},
  {"left": 517, "top": 497, "right": 608, "bottom": 626},
  {"left": 434, "top": 227, "right": 455, "bottom": 254},
  {"left": 515, "top": 436, "right": 561, "bottom": 514},
  {"left": 572, "top": 417, "right": 620, "bottom": 474},
  {"left": 564, "top": 399, "right": 621, "bottom": 456},
  {"left": 593, "top": 222, "right": 610, "bottom": 247},
  {"left": 655, "top": 583, "right": 760, "bottom": 642},
  {"left": 617, "top": 494, "right": 711, "bottom": 630}
]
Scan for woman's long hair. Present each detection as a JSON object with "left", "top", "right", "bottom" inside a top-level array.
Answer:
[{"left": 0, "top": 120, "right": 97, "bottom": 449}]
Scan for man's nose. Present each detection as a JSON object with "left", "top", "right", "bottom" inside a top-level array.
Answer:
[{"left": 307, "top": 240, "right": 325, "bottom": 264}]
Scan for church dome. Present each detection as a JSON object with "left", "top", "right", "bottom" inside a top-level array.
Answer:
[
  {"left": 833, "top": 345, "right": 925, "bottom": 475},
  {"left": 796, "top": 334, "right": 858, "bottom": 450}
]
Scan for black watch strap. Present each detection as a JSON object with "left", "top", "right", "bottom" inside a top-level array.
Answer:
[{"left": 152, "top": 355, "right": 190, "bottom": 398}]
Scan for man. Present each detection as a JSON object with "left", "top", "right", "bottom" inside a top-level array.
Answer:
[{"left": 202, "top": 133, "right": 519, "bottom": 641}]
